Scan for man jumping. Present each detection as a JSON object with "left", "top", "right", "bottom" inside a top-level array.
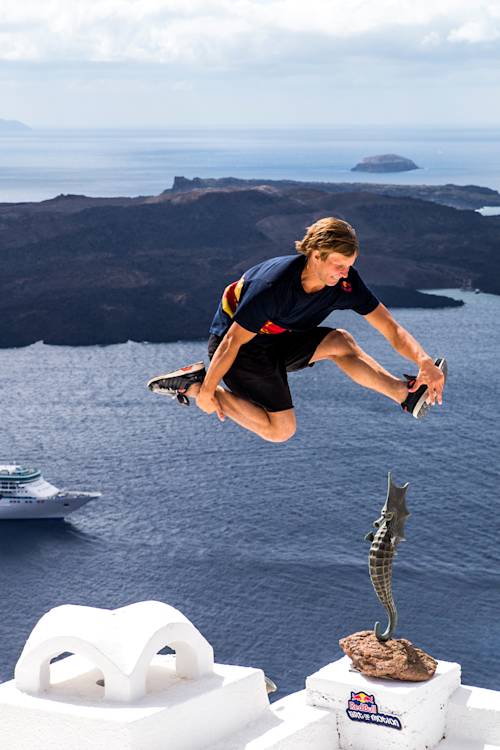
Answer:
[{"left": 147, "top": 217, "right": 447, "bottom": 442}]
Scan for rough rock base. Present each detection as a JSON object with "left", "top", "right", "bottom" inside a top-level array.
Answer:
[{"left": 339, "top": 630, "right": 437, "bottom": 681}]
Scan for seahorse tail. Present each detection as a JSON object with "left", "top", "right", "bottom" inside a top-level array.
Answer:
[{"left": 374, "top": 602, "right": 398, "bottom": 642}]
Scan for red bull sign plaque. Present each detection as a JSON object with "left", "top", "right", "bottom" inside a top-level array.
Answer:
[{"left": 347, "top": 691, "right": 402, "bottom": 730}]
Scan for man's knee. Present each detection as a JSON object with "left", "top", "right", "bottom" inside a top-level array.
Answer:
[
  {"left": 265, "top": 415, "right": 296, "bottom": 443},
  {"left": 266, "top": 425, "right": 296, "bottom": 443},
  {"left": 324, "top": 328, "right": 359, "bottom": 357}
]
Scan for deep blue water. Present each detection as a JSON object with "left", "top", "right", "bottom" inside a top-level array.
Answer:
[
  {"left": 1, "top": 127, "right": 500, "bottom": 202},
  {"left": 0, "top": 290, "right": 498, "bottom": 698}
]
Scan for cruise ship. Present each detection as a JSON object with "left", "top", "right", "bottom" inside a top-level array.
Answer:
[{"left": 0, "top": 464, "right": 101, "bottom": 519}]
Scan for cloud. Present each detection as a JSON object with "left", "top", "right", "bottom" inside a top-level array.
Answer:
[
  {"left": 448, "top": 20, "right": 500, "bottom": 44},
  {"left": 0, "top": 0, "right": 499, "bottom": 68}
]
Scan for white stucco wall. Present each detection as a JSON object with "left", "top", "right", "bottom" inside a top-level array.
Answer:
[
  {"left": 1, "top": 654, "right": 270, "bottom": 750},
  {"left": 208, "top": 690, "right": 338, "bottom": 750},
  {"left": 1, "top": 600, "right": 500, "bottom": 750},
  {"left": 444, "top": 683, "right": 500, "bottom": 746}
]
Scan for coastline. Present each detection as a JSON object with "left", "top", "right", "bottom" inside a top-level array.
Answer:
[{"left": 0, "top": 178, "right": 496, "bottom": 348}]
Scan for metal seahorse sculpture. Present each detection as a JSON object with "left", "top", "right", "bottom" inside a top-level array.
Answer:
[{"left": 365, "top": 472, "right": 410, "bottom": 643}]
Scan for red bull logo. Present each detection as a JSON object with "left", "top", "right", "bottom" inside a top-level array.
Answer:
[
  {"left": 341, "top": 280, "right": 353, "bottom": 292},
  {"left": 348, "top": 691, "right": 377, "bottom": 713},
  {"left": 346, "top": 689, "right": 402, "bottom": 730},
  {"left": 351, "top": 691, "right": 375, "bottom": 704}
]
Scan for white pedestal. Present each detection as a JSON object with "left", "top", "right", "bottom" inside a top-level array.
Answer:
[{"left": 306, "top": 655, "right": 461, "bottom": 750}]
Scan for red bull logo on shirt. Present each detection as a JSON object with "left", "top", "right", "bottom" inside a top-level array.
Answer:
[{"left": 346, "top": 690, "right": 402, "bottom": 730}]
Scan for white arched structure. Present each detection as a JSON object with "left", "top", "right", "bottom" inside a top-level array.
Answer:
[{"left": 15, "top": 601, "right": 214, "bottom": 702}]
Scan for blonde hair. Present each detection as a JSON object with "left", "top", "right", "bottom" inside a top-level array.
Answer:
[{"left": 295, "top": 217, "right": 359, "bottom": 260}]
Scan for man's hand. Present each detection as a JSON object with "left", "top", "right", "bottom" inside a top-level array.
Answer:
[
  {"left": 365, "top": 305, "right": 447, "bottom": 407},
  {"left": 196, "top": 386, "right": 225, "bottom": 421},
  {"left": 408, "top": 359, "right": 445, "bottom": 405}
]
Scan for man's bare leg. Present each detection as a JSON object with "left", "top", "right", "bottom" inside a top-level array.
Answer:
[
  {"left": 310, "top": 329, "right": 408, "bottom": 404},
  {"left": 186, "top": 383, "right": 296, "bottom": 442}
]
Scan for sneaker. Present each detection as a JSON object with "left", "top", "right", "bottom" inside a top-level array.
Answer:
[
  {"left": 401, "top": 357, "right": 448, "bottom": 419},
  {"left": 147, "top": 361, "right": 206, "bottom": 406}
]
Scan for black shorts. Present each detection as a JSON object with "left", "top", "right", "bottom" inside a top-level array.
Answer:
[{"left": 207, "top": 327, "right": 333, "bottom": 413}]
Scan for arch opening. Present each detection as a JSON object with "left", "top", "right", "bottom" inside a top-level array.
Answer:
[
  {"left": 47, "top": 651, "right": 106, "bottom": 701},
  {"left": 145, "top": 644, "right": 179, "bottom": 694}
]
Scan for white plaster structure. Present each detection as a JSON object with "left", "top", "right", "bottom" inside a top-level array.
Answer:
[
  {"left": 15, "top": 601, "right": 214, "bottom": 702},
  {"left": 0, "top": 599, "right": 499, "bottom": 750}
]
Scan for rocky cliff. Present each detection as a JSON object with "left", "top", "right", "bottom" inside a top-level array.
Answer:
[
  {"left": 170, "top": 176, "right": 500, "bottom": 210},
  {"left": 1, "top": 178, "right": 497, "bottom": 348}
]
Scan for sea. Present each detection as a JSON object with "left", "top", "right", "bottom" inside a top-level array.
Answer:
[
  {"left": 0, "top": 128, "right": 499, "bottom": 700},
  {"left": 1, "top": 126, "right": 500, "bottom": 202}
]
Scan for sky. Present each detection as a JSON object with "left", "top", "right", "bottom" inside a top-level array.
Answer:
[{"left": 1, "top": 0, "right": 499, "bottom": 128}]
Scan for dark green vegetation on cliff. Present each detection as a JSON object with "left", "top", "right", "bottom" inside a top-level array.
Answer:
[{"left": 1, "top": 177, "right": 498, "bottom": 347}]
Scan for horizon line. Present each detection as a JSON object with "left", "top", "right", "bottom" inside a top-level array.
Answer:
[{"left": 4, "top": 123, "right": 500, "bottom": 132}]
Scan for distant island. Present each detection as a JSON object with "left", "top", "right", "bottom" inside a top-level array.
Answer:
[
  {"left": 0, "top": 118, "right": 31, "bottom": 133},
  {"left": 3, "top": 175, "right": 499, "bottom": 348},
  {"left": 351, "top": 154, "right": 419, "bottom": 173}
]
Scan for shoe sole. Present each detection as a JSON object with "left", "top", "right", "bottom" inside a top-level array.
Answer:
[
  {"left": 412, "top": 358, "right": 448, "bottom": 419},
  {"left": 147, "top": 362, "right": 205, "bottom": 394}
]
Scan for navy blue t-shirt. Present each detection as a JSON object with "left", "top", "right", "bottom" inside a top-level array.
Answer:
[{"left": 209, "top": 254, "right": 379, "bottom": 337}]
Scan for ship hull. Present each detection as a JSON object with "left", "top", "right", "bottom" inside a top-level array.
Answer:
[{"left": 0, "top": 492, "right": 100, "bottom": 520}]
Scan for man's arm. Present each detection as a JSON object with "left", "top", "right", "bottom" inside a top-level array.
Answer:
[
  {"left": 197, "top": 322, "right": 256, "bottom": 418},
  {"left": 364, "top": 303, "right": 445, "bottom": 405}
]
